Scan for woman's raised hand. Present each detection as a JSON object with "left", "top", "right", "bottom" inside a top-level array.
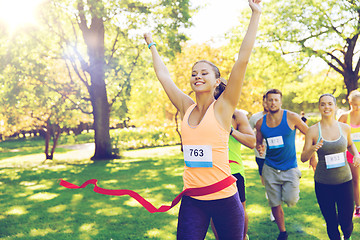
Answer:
[
  {"left": 248, "top": 0, "right": 262, "bottom": 13},
  {"left": 144, "top": 33, "right": 153, "bottom": 45}
]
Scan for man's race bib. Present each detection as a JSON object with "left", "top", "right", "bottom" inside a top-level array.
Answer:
[
  {"left": 351, "top": 132, "right": 360, "bottom": 142},
  {"left": 325, "top": 152, "right": 346, "bottom": 169},
  {"left": 183, "top": 145, "right": 212, "bottom": 167},
  {"left": 267, "top": 136, "right": 284, "bottom": 149}
]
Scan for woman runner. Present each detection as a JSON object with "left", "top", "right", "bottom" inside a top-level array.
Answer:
[
  {"left": 143, "top": 0, "right": 261, "bottom": 238},
  {"left": 301, "top": 93, "right": 360, "bottom": 240},
  {"left": 338, "top": 90, "right": 360, "bottom": 218}
]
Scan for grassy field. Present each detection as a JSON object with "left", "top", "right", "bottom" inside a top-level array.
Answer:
[{"left": 0, "top": 140, "right": 359, "bottom": 239}]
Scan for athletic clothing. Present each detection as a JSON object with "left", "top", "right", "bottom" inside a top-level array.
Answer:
[
  {"left": 181, "top": 101, "right": 237, "bottom": 201},
  {"left": 315, "top": 181, "right": 354, "bottom": 240},
  {"left": 346, "top": 116, "right": 360, "bottom": 164},
  {"left": 229, "top": 133, "right": 246, "bottom": 202},
  {"left": 261, "top": 110, "right": 297, "bottom": 170},
  {"left": 260, "top": 109, "right": 301, "bottom": 208},
  {"left": 233, "top": 173, "right": 246, "bottom": 202},
  {"left": 315, "top": 122, "right": 352, "bottom": 185},
  {"left": 262, "top": 164, "right": 301, "bottom": 207},
  {"left": 314, "top": 122, "right": 354, "bottom": 240},
  {"left": 179, "top": 101, "right": 244, "bottom": 239},
  {"left": 255, "top": 157, "right": 265, "bottom": 176},
  {"left": 177, "top": 194, "right": 244, "bottom": 240},
  {"left": 229, "top": 134, "right": 245, "bottom": 178},
  {"left": 249, "top": 111, "right": 267, "bottom": 159}
]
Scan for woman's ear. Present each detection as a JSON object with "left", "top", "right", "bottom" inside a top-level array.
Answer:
[{"left": 215, "top": 78, "right": 221, "bottom": 86}]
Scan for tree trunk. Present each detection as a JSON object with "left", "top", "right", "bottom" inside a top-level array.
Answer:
[
  {"left": 83, "top": 13, "right": 113, "bottom": 160},
  {"left": 344, "top": 71, "right": 359, "bottom": 98},
  {"left": 44, "top": 119, "right": 51, "bottom": 159}
]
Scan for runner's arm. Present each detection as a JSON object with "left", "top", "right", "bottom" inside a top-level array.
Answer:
[
  {"left": 255, "top": 117, "right": 265, "bottom": 156},
  {"left": 144, "top": 33, "right": 194, "bottom": 118},
  {"left": 301, "top": 125, "right": 322, "bottom": 162},
  {"left": 232, "top": 110, "right": 256, "bottom": 149},
  {"left": 215, "top": 0, "right": 261, "bottom": 125}
]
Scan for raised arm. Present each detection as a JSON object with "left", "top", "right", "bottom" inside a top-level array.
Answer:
[
  {"left": 144, "top": 33, "right": 194, "bottom": 118},
  {"left": 232, "top": 110, "right": 256, "bottom": 149},
  {"left": 217, "top": 0, "right": 261, "bottom": 114}
]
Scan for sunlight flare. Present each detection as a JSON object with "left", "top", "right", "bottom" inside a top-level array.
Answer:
[{"left": 0, "top": 0, "right": 43, "bottom": 32}]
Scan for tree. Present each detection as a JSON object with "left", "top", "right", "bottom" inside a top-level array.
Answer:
[
  {"left": 37, "top": 0, "right": 193, "bottom": 160},
  {"left": 263, "top": 0, "right": 360, "bottom": 96}
]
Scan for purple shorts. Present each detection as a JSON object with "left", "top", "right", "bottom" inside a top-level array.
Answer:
[{"left": 177, "top": 194, "right": 244, "bottom": 239}]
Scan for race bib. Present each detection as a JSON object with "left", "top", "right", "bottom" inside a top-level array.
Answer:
[
  {"left": 351, "top": 132, "right": 360, "bottom": 142},
  {"left": 183, "top": 145, "right": 212, "bottom": 168},
  {"left": 267, "top": 136, "right": 284, "bottom": 149},
  {"left": 325, "top": 152, "right": 346, "bottom": 169}
]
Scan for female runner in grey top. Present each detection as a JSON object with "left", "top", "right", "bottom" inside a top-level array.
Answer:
[{"left": 301, "top": 93, "right": 360, "bottom": 240}]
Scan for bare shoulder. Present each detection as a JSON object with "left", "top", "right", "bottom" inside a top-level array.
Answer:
[
  {"left": 234, "top": 109, "right": 247, "bottom": 120},
  {"left": 338, "top": 111, "right": 349, "bottom": 122},
  {"left": 339, "top": 121, "right": 351, "bottom": 133},
  {"left": 286, "top": 110, "right": 304, "bottom": 128},
  {"left": 287, "top": 110, "right": 301, "bottom": 120},
  {"left": 307, "top": 123, "right": 319, "bottom": 138},
  {"left": 255, "top": 115, "right": 264, "bottom": 129}
]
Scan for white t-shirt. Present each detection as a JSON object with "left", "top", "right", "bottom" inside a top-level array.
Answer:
[{"left": 249, "top": 111, "right": 267, "bottom": 159}]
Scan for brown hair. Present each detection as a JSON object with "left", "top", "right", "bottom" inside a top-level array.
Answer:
[
  {"left": 348, "top": 90, "right": 360, "bottom": 102},
  {"left": 193, "top": 60, "right": 221, "bottom": 79},
  {"left": 265, "top": 89, "right": 282, "bottom": 99},
  {"left": 319, "top": 93, "right": 336, "bottom": 105},
  {"left": 214, "top": 78, "right": 227, "bottom": 100}
]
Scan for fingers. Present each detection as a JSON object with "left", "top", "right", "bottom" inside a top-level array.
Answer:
[
  {"left": 354, "top": 158, "right": 360, "bottom": 167},
  {"left": 143, "top": 32, "right": 153, "bottom": 44}
]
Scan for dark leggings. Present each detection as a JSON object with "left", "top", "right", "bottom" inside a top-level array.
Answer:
[
  {"left": 315, "top": 180, "right": 354, "bottom": 240},
  {"left": 177, "top": 194, "right": 244, "bottom": 240}
]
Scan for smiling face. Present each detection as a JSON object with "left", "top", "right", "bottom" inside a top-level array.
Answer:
[
  {"left": 318, "top": 95, "right": 336, "bottom": 118},
  {"left": 191, "top": 61, "right": 220, "bottom": 94}
]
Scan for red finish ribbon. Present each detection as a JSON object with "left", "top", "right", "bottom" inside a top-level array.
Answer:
[
  {"left": 229, "top": 160, "right": 239, "bottom": 164},
  {"left": 59, "top": 175, "right": 237, "bottom": 213}
]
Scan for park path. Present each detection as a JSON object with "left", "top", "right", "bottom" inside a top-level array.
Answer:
[{"left": 0, "top": 143, "right": 95, "bottom": 168}]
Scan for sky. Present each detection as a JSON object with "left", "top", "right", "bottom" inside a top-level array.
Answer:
[{"left": 186, "top": 0, "right": 248, "bottom": 45}]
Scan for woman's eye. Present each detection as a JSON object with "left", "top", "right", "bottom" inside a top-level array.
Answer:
[{"left": 202, "top": 72, "right": 208, "bottom": 75}]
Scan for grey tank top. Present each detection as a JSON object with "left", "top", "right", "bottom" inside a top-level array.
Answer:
[{"left": 314, "top": 122, "right": 352, "bottom": 185}]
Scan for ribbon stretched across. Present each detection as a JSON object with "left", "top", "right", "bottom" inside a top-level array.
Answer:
[{"left": 59, "top": 175, "right": 236, "bottom": 213}]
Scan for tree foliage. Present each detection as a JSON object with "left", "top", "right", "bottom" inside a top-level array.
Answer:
[
  {"left": 263, "top": 0, "right": 360, "bottom": 96},
  {"left": 0, "top": 0, "right": 194, "bottom": 160}
]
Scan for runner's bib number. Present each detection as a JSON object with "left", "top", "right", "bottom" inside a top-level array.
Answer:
[
  {"left": 183, "top": 145, "right": 212, "bottom": 168},
  {"left": 351, "top": 132, "right": 360, "bottom": 142},
  {"left": 267, "top": 136, "right": 284, "bottom": 149},
  {"left": 325, "top": 152, "right": 346, "bottom": 169}
]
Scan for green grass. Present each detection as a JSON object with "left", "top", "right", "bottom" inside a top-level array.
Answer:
[
  {"left": 0, "top": 133, "right": 94, "bottom": 160},
  {"left": 0, "top": 141, "right": 359, "bottom": 239}
]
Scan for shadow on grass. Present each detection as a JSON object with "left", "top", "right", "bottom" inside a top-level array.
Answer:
[
  {"left": 0, "top": 148, "right": 185, "bottom": 239},
  {"left": 1, "top": 145, "right": 359, "bottom": 239}
]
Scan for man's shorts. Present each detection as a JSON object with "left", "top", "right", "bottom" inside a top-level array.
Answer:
[
  {"left": 233, "top": 173, "right": 246, "bottom": 203},
  {"left": 255, "top": 157, "right": 265, "bottom": 176},
  {"left": 262, "top": 164, "right": 301, "bottom": 207}
]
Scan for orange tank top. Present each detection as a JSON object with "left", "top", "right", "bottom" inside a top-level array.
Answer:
[{"left": 181, "top": 101, "right": 237, "bottom": 200}]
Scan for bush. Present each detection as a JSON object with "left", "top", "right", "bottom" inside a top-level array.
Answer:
[
  {"left": 110, "top": 125, "right": 180, "bottom": 152},
  {"left": 306, "top": 115, "right": 321, "bottom": 127}
]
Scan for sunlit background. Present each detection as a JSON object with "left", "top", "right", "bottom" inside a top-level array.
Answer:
[{"left": 0, "top": 0, "right": 44, "bottom": 33}]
